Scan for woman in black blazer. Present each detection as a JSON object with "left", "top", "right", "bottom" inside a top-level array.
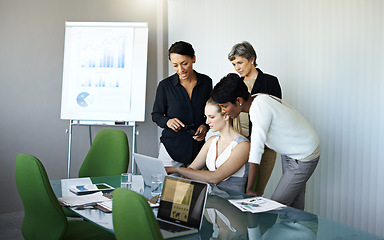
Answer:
[{"left": 228, "top": 41, "right": 282, "bottom": 196}]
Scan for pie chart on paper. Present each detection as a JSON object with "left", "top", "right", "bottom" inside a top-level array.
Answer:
[{"left": 77, "top": 92, "right": 90, "bottom": 107}]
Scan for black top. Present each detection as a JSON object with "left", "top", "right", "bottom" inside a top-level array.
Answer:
[
  {"left": 249, "top": 68, "right": 282, "bottom": 98},
  {"left": 152, "top": 71, "right": 213, "bottom": 164}
]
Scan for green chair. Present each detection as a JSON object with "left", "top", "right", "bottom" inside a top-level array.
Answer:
[
  {"left": 112, "top": 188, "right": 163, "bottom": 240},
  {"left": 66, "top": 128, "right": 129, "bottom": 218},
  {"left": 78, "top": 128, "right": 129, "bottom": 178},
  {"left": 15, "top": 153, "right": 115, "bottom": 240}
]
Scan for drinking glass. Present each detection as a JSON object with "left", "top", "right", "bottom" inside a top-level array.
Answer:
[
  {"left": 151, "top": 174, "right": 163, "bottom": 197},
  {"left": 121, "top": 173, "right": 132, "bottom": 190}
]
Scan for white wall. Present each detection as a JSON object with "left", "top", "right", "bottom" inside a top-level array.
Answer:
[{"left": 169, "top": 0, "right": 384, "bottom": 237}]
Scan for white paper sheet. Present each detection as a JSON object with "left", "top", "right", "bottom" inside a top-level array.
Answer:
[
  {"left": 228, "top": 197, "right": 286, "bottom": 213},
  {"left": 58, "top": 191, "right": 110, "bottom": 207}
]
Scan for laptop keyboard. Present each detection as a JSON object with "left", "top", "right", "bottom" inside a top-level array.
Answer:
[{"left": 157, "top": 219, "right": 191, "bottom": 233}]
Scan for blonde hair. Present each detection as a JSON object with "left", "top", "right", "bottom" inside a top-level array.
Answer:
[
  {"left": 206, "top": 98, "right": 233, "bottom": 124},
  {"left": 206, "top": 98, "right": 248, "bottom": 138},
  {"left": 232, "top": 116, "right": 245, "bottom": 137},
  {"left": 206, "top": 98, "right": 224, "bottom": 115}
]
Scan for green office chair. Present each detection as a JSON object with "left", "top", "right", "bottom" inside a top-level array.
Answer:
[
  {"left": 65, "top": 128, "right": 129, "bottom": 218},
  {"left": 78, "top": 128, "right": 129, "bottom": 178},
  {"left": 15, "top": 153, "right": 115, "bottom": 240},
  {"left": 112, "top": 188, "right": 164, "bottom": 240}
]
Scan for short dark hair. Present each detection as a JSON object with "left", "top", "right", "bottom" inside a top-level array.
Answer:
[
  {"left": 211, "top": 73, "right": 250, "bottom": 104},
  {"left": 168, "top": 41, "right": 195, "bottom": 60}
]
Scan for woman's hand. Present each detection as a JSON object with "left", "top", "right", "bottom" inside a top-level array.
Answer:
[
  {"left": 193, "top": 124, "right": 207, "bottom": 141},
  {"left": 166, "top": 118, "right": 185, "bottom": 132},
  {"left": 165, "top": 166, "right": 178, "bottom": 174},
  {"left": 246, "top": 189, "right": 259, "bottom": 197}
]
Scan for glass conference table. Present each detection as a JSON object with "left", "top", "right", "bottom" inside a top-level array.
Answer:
[{"left": 51, "top": 175, "right": 382, "bottom": 240}]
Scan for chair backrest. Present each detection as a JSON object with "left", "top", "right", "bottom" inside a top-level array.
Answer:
[
  {"left": 112, "top": 188, "right": 164, "bottom": 240},
  {"left": 15, "top": 153, "right": 67, "bottom": 240},
  {"left": 79, "top": 128, "right": 129, "bottom": 178}
]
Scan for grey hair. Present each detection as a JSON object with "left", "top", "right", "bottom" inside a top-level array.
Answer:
[{"left": 228, "top": 41, "right": 257, "bottom": 66}]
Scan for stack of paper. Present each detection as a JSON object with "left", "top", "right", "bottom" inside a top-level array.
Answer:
[
  {"left": 97, "top": 201, "right": 113, "bottom": 213},
  {"left": 58, "top": 192, "right": 110, "bottom": 207},
  {"left": 228, "top": 197, "right": 286, "bottom": 213}
]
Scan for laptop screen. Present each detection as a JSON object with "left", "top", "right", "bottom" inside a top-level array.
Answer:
[{"left": 157, "top": 176, "right": 208, "bottom": 229}]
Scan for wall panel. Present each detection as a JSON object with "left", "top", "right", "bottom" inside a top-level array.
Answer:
[{"left": 169, "top": 0, "right": 383, "bottom": 237}]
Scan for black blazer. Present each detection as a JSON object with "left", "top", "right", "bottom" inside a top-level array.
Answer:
[{"left": 250, "top": 68, "right": 282, "bottom": 98}]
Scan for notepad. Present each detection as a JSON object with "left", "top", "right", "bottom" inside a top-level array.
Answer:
[
  {"left": 228, "top": 197, "right": 286, "bottom": 213},
  {"left": 59, "top": 192, "right": 110, "bottom": 207}
]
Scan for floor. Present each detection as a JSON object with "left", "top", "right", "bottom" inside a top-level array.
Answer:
[{"left": 0, "top": 211, "right": 24, "bottom": 240}]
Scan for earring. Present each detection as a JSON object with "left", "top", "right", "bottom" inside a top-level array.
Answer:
[{"left": 240, "top": 103, "right": 242, "bottom": 106}]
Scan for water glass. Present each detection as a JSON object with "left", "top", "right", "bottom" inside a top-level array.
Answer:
[
  {"left": 151, "top": 174, "right": 163, "bottom": 197},
  {"left": 121, "top": 173, "right": 132, "bottom": 190}
]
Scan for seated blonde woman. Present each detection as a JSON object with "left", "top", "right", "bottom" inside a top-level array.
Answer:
[{"left": 165, "top": 98, "right": 250, "bottom": 193}]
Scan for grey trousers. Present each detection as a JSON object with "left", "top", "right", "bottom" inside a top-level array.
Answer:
[{"left": 271, "top": 155, "right": 320, "bottom": 210}]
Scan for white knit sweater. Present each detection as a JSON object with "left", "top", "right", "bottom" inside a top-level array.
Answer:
[{"left": 248, "top": 94, "right": 319, "bottom": 164}]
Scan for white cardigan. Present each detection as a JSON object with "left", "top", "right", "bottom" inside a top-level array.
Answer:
[{"left": 248, "top": 94, "right": 319, "bottom": 165}]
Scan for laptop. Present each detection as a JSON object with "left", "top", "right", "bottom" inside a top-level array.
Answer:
[
  {"left": 156, "top": 176, "right": 208, "bottom": 239},
  {"left": 133, "top": 153, "right": 167, "bottom": 186}
]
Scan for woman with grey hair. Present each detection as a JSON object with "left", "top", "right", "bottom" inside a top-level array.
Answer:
[{"left": 228, "top": 41, "right": 282, "bottom": 196}]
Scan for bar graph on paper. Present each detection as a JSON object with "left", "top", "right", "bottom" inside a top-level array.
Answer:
[
  {"left": 70, "top": 26, "right": 134, "bottom": 90},
  {"left": 61, "top": 25, "right": 135, "bottom": 112},
  {"left": 80, "top": 76, "right": 120, "bottom": 88},
  {"left": 61, "top": 21, "right": 148, "bottom": 122},
  {"left": 80, "top": 37, "right": 127, "bottom": 69},
  {"left": 76, "top": 33, "right": 130, "bottom": 88}
]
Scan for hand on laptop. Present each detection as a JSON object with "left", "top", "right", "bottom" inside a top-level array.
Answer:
[{"left": 165, "top": 166, "right": 178, "bottom": 175}]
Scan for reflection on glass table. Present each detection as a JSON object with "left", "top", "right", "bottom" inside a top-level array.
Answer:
[{"left": 51, "top": 175, "right": 382, "bottom": 240}]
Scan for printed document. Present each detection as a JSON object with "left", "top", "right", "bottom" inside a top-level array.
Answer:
[
  {"left": 229, "top": 197, "right": 286, "bottom": 213},
  {"left": 58, "top": 191, "right": 110, "bottom": 207}
]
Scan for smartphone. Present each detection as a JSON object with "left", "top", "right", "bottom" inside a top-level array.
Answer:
[
  {"left": 95, "top": 183, "right": 114, "bottom": 190},
  {"left": 182, "top": 124, "right": 200, "bottom": 136},
  {"left": 70, "top": 183, "right": 115, "bottom": 194}
]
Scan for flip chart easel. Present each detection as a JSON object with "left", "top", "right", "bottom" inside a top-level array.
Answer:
[
  {"left": 66, "top": 120, "right": 137, "bottom": 178},
  {"left": 60, "top": 22, "right": 148, "bottom": 178}
]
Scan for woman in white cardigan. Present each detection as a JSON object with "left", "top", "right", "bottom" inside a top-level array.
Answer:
[{"left": 211, "top": 73, "right": 320, "bottom": 210}]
